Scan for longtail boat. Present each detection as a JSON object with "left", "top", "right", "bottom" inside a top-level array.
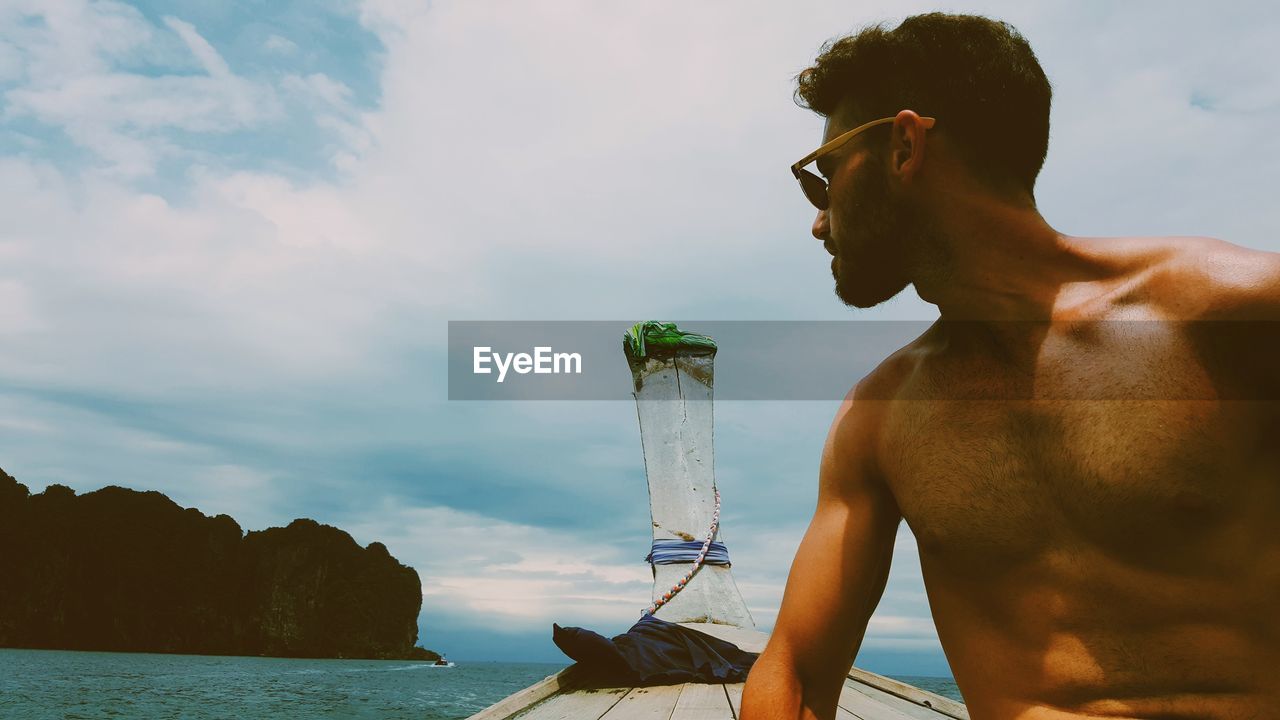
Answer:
[{"left": 467, "top": 323, "right": 968, "bottom": 720}]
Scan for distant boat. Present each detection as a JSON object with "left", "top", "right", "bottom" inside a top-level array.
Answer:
[
  {"left": 466, "top": 323, "right": 969, "bottom": 719},
  {"left": 432, "top": 656, "right": 455, "bottom": 667}
]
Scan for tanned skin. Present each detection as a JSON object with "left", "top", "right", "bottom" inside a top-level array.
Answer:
[{"left": 741, "top": 104, "right": 1280, "bottom": 719}]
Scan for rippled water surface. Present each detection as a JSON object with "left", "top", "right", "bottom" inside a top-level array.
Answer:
[{"left": 0, "top": 649, "right": 961, "bottom": 718}]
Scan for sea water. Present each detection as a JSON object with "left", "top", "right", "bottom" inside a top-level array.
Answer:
[{"left": 0, "top": 648, "right": 960, "bottom": 719}]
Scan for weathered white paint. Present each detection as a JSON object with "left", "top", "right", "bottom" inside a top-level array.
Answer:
[
  {"left": 670, "top": 683, "right": 735, "bottom": 720},
  {"left": 630, "top": 349, "right": 755, "bottom": 628},
  {"left": 509, "top": 687, "right": 628, "bottom": 720},
  {"left": 599, "top": 685, "right": 685, "bottom": 719}
]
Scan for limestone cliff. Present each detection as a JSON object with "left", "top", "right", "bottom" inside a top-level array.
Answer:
[{"left": 0, "top": 467, "right": 438, "bottom": 660}]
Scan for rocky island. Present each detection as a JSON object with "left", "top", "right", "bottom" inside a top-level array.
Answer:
[{"left": 0, "top": 467, "right": 439, "bottom": 661}]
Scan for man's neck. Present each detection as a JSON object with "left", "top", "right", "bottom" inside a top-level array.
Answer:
[{"left": 911, "top": 188, "right": 1110, "bottom": 324}]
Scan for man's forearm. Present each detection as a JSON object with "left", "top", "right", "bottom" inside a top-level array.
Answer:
[{"left": 741, "top": 645, "right": 839, "bottom": 720}]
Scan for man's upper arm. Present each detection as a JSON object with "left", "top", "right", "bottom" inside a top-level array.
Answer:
[{"left": 767, "top": 383, "right": 902, "bottom": 704}]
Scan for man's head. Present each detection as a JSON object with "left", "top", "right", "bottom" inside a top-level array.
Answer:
[{"left": 795, "top": 13, "right": 1052, "bottom": 308}]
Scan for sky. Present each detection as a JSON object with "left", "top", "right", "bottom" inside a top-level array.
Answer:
[{"left": 0, "top": 0, "right": 1277, "bottom": 676}]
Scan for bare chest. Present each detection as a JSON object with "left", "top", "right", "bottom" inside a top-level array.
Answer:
[{"left": 880, "top": 331, "right": 1271, "bottom": 567}]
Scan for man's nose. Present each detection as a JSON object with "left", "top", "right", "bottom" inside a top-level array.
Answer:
[{"left": 811, "top": 209, "right": 830, "bottom": 241}]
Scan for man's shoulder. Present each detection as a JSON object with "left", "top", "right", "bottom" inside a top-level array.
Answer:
[
  {"left": 1143, "top": 236, "right": 1280, "bottom": 320},
  {"left": 828, "top": 325, "right": 935, "bottom": 449},
  {"left": 823, "top": 344, "right": 920, "bottom": 491},
  {"left": 845, "top": 323, "right": 936, "bottom": 404},
  {"left": 823, "top": 329, "right": 941, "bottom": 493}
]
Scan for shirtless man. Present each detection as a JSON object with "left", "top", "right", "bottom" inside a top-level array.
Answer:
[{"left": 741, "top": 13, "right": 1280, "bottom": 720}]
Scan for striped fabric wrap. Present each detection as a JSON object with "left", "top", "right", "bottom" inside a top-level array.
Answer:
[{"left": 646, "top": 539, "right": 731, "bottom": 566}]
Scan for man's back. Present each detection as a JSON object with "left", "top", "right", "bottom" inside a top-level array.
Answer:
[{"left": 870, "top": 236, "right": 1279, "bottom": 718}]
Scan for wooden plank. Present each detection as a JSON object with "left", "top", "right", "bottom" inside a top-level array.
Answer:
[
  {"left": 724, "top": 683, "right": 743, "bottom": 718},
  {"left": 837, "top": 681, "right": 923, "bottom": 720},
  {"left": 843, "top": 683, "right": 952, "bottom": 720},
  {"left": 599, "top": 684, "right": 685, "bottom": 719},
  {"left": 670, "top": 683, "right": 734, "bottom": 720},
  {"left": 467, "top": 665, "right": 585, "bottom": 720},
  {"left": 510, "top": 686, "right": 630, "bottom": 720},
  {"left": 847, "top": 668, "right": 968, "bottom": 720}
]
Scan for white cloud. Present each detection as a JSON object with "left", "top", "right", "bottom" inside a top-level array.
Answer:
[
  {"left": 263, "top": 34, "right": 299, "bottom": 55},
  {"left": 1, "top": 4, "right": 282, "bottom": 176},
  {"left": 282, "top": 72, "right": 353, "bottom": 109},
  {"left": 175, "top": 463, "right": 287, "bottom": 532},
  {"left": 0, "top": 37, "right": 21, "bottom": 82},
  {"left": 161, "top": 16, "right": 230, "bottom": 78},
  {"left": 344, "top": 502, "right": 652, "bottom": 634},
  {"left": 0, "top": 279, "right": 41, "bottom": 333},
  {"left": 280, "top": 72, "right": 371, "bottom": 169},
  {"left": 0, "top": 0, "right": 155, "bottom": 79}
]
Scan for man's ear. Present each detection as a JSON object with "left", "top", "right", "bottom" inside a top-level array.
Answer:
[{"left": 889, "top": 110, "right": 928, "bottom": 183}]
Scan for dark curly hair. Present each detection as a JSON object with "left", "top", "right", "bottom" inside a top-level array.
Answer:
[{"left": 796, "top": 13, "right": 1052, "bottom": 197}]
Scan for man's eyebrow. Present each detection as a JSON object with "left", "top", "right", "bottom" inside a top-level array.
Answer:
[{"left": 815, "top": 156, "right": 834, "bottom": 177}]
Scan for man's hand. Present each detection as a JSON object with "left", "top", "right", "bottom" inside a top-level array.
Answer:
[{"left": 741, "top": 383, "right": 902, "bottom": 720}]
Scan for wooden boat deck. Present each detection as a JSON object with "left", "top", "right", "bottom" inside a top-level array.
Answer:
[
  {"left": 474, "top": 672, "right": 967, "bottom": 720},
  {"left": 467, "top": 624, "right": 968, "bottom": 720},
  {"left": 471, "top": 677, "right": 742, "bottom": 720}
]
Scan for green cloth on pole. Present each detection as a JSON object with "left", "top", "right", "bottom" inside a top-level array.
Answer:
[{"left": 623, "top": 321, "right": 717, "bottom": 359}]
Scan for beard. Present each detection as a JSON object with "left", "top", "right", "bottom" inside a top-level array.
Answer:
[{"left": 829, "top": 158, "right": 931, "bottom": 309}]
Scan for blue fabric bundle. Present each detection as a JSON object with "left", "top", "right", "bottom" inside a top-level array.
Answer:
[
  {"left": 551, "top": 615, "right": 758, "bottom": 685},
  {"left": 645, "top": 540, "right": 731, "bottom": 566}
]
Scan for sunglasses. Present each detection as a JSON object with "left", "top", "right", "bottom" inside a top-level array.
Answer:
[{"left": 790, "top": 115, "right": 936, "bottom": 210}]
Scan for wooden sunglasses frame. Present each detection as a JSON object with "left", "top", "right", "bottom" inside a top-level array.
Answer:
[{"left": 790, "top": 115, "right": 937, "bottom": 209}]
